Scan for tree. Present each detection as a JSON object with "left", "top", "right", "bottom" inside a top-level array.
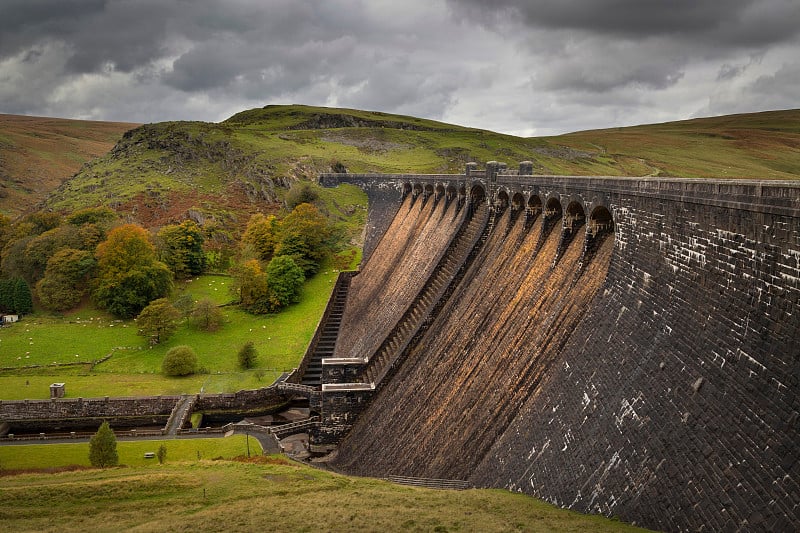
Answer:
[
  {"left": 157, "top": 443, "right": 167, "bottom": 465},
  {"left": 136, "top": 298, "right": 181, "bottom": 345},
  {"left": 275, "top": 203, "right": 329, "bottom": 276},
  {"left": 89, "top": 421, "right": 118, "bottom": 468},
  {"left": 157, "top": 220, "right": 207, "bottom": 279},
  {"left": 23, "top": 212, "right": 61, "bottom": 235},
  {"left": 11, "top": 278, "right": 32, "bottom": 315},
  {"left": 265, "top": 255, "right": 305, "bottom": 310},
  {"left": 94, "top": 224, "right": 173, "bottom": 318},
  {"left": 238, "top": 341, "right": 258, "bottom": 370},
  {"left": 162, "top": 345, "right": 198, "bottom": 376},
  {"left": 66, "top": 206, "right": 116, "bottom": 226},
  {"left": 36, "top": 248, "right": 96, "bottom": 311},
  {"left": 190, "top": 298, "right": 224, "bottom": 331},
  {"left": 242, "top": 213, "right": 278, "bottom": 262},
  {"left": 231, "top": 259, "right": 270, "bottom": 314},
  {"left": 23, "top": 225, "right": 85, "bottom": 283}
]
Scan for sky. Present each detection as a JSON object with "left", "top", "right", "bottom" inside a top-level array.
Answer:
[{"left": 1, "top": 0, "right": 799, "bottom": 136}]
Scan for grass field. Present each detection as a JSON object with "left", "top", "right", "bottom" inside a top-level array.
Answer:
[
  {"left": 0, "top": 269, "right": 342, "bottom": 399},
  {"left": 0, "top": 435, "right": 260, "bottom": 470},
  {"left": 0, "top": 456, "right": 651, "bottom": 532}
]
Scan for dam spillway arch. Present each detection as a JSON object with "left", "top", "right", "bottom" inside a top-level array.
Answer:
[{"left": 306, "top": 163, "right": 799, "bottom": 532}]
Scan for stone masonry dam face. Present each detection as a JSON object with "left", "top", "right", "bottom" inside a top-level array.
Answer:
[{"left": 317, "top": 167, "right": 799, "bottom": 532}]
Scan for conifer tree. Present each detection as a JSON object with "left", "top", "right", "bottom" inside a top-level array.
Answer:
[{"left": 89, "top": 421, "right": 118, "bottom": 468}]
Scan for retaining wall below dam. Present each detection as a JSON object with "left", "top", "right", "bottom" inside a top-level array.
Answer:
[{"left": 323, "top": 167, "right": 799, "bottom": 532}]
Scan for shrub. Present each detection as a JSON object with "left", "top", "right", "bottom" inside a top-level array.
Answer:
[
  {"left": 162, "top": 345, "right": 198, "bottom": 376},
  {"left": 285, "top": 182, "right": 319, "bottom": 209},
  {"left": 238, "top": 341, "right": 258, "bottom": 370},
  {"left": 157, "top": 444, "right": 167, "bottom": 465}
]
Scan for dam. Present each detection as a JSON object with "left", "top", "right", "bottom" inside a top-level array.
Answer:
[{"left": 291, "top": 162, "right": 799, "bottom": 532}]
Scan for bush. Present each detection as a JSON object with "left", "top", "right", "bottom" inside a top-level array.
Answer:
[
  {"left": 238, "top": 341, "right": 258, "bottom": 370},
  {"left": 285, "top": 182, "right": 319, "bottom": 209},
  {"left": 89, "top": 421, "right": 118, "bottom": 468},
  {"left": 162, "top": 345, "right": 198, "bottom": 376}
]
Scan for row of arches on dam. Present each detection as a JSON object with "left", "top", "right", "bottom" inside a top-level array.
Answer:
[{"left": 400, "top": 178, "right": 616, "bottom": 253}]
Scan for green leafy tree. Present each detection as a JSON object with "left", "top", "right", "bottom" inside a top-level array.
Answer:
[
  {"left": 157, "top": 220, "right": 207, "bottom": 279},
  {"left": 275, "top": 203, "right": 329, "bottom": 276},
  {"left": 93, "top": 224, "right": 173, "bottom": 318},
  {"left": 136, "top": 298, "right": 181, "bottom": 345},
  {"left": 66, "top": 206, "right": 116, "bottom": 226},
  {"left": 1, "top": 236, "right": 35, "bottom": 281},
  {"left": 242, "top": 213, "right": 278, "bottom": 262},
  {"left": 238, "top": 341, "right": 258, "bottom": 369},
  {"left": 89, "top": 421, "right": 118, "bottom": 468},
  {"left": 162, "top": 345, "right": 198, "bottom": 376},
  {"left": 190, "top": 298, "right": 224, "bottom": 331},
  {"left": 36, "top": 248, "right": 96, "bottom": 311},
  {"left": 265, "top": 255, "right": 305, "bottom": 310},
  {"left": 11, "top": 278, "right": 32, "bottom": 315},
  {"left": 23, "top": 226, "right": 84, "bottom": 283}
]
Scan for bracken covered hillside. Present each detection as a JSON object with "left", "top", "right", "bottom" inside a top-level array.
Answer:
[{"left": 3, "top": 105, "right": 798, "bottom": 224}]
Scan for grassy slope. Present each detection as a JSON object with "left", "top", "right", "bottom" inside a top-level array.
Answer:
[
  {"left": 39, "top": 106, "right": 800, "bottom": 227},
  {"left": 0, "top": 114, "right": 139, "bottom": 217},
  {"left": 0, "top": 456, "right": 650, "bottom": 533},
  {"left": 552, "top": 109, "right": 800, "bottom": 179},
  {"left": 0, "top": 269, "right": 341, "bottom": 399},
  {"left": 0, "top": 435, "right": 260, "bottom": 470}
]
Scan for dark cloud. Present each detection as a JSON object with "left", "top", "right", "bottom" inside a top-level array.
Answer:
[
  {"left": 0, "top": 0, "right": 797, "bottom": 135},
  {"left": 448, "top": 0, "right": 800, "bottom": 46}
]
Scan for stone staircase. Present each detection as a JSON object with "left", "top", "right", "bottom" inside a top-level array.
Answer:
[
  {"left": 361, "top": 202, "right": 491, "bottom": 386},
  {"left": 299, "top": 274, "right": 352, "bottom": 387}
]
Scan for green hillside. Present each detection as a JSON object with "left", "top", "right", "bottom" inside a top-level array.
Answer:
[{"left": 1, "top": 105, "right": 797, "bottom": 224}]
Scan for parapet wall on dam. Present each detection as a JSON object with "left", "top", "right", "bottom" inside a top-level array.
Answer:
[{"left": 318, "top": 163, "right": 799, "bottom": 532}]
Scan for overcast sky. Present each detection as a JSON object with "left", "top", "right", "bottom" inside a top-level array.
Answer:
[{"left": 1, "top": 0, "right": 798, "bottom": 136}]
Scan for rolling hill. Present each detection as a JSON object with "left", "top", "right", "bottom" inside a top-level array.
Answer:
[
  {"left": 1, "top": 105, "right": 799, "bottom": 225},
  {"left": 0, "top": 114, "right": 139, "bottom": 218}
]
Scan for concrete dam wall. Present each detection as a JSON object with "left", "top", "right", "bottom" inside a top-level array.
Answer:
[{"left": 319, "top": 165, "right": 799, "bottom": 532}]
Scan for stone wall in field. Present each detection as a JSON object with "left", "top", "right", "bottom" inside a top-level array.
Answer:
[
  {"left": 0, "top": 386, "right": 290, "bottom": 432},
  {"left": 321, "top": 167, "right": 800, "bottom": 532}
]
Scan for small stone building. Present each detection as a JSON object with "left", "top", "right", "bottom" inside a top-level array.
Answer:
[{"left": 50, "top": 383, "right": 65, "bottom": 399}]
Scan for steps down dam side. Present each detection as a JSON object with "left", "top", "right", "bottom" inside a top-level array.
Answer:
[{"left": 288, "top": 162, "right": 798, "bottom": 532}]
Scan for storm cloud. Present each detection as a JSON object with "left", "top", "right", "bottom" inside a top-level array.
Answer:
[{"left": 1, "top": 0, "right": 798, "bottom": 135}]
